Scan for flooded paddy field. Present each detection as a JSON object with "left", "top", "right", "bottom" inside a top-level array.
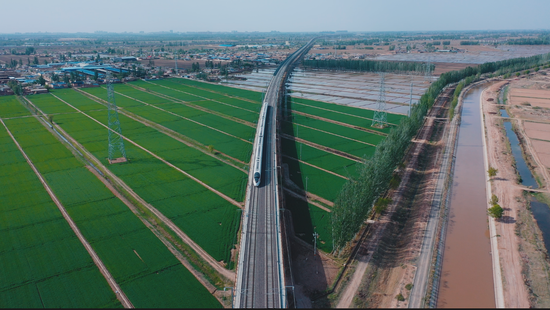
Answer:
[{"left": 228, "top": 68, "right": 432, "bottom": 115}]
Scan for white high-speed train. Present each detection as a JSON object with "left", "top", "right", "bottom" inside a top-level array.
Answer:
[{"left": 253, "top": 103, "right": 269, "bottom": 187}]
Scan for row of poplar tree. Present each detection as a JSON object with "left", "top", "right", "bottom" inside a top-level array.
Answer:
[
  {"left": 302, "top": 59, "right": 433, "bottom": 74},
  {"left": 331, "top": 52, "right": 550, "bottom": 253}
]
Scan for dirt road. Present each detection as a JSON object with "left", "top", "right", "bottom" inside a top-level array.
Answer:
[
  {"left": 336, "top": 87, "right": 452, "bottom": 308},
  {"left": 481, "top": 82, "right": 529, "bottom": 307}
]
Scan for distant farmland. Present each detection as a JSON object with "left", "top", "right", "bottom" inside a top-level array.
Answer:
[{"left": 0, "top": 76, "right": 405, "bottom": 305}]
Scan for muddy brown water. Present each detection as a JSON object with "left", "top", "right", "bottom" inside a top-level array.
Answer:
[{"left": 437, "top": 85, "right": 495, "bottom": 308}]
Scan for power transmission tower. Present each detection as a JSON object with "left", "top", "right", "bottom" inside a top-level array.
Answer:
[
  {"left": 408, "top": 82, "right": 414, "bottom": 117},
  {"left": 372, "top": 73, "right": 387, "bottom": 128},
  {"left": 106, "top": 71, "right": 127, "bottom": 164},
  {"left": 424, "top": 58, "right": 432, "bottom": 82}
]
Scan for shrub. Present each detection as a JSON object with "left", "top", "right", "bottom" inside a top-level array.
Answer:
[{"left": 488, "top": 204, "right": 504, "bottom": 218}]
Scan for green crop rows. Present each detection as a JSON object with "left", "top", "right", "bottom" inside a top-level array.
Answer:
[
  {"left": 282, "top": 121, "right": 376, "bottom": 159},
  {"left": 0, "top": 96, "right": 31, "bottom": 118},
  {"left": 0, "top": 105, "right": 121, "bottom": 307},
  {"left": 284, "top": 195, "right": 332, "bottom": 253},
  {"left": 281, "top": 138, "right": 359, "bottom": 179},
  {"left": 52, "top": 88, "right": 109, "bottom": 112},
  {"left": 130, "top": 80, "right": 262, "bottom": 123},
  {"left": 290, "top": 97, "right": 405, "bottom": 131},
  {"left": 27, "top": 94, "right": 243, "bottom": 265},
  {"left": 81, "top": 86, "right": 256, "bottom": 163},
  {"left": 3, "top": 112, "right": 221, "bottom": 308},
  {"left": 165, "top": 77, "right": 264, "bottom": 103},
  {"left": 289, "top": 113, "right": 385, "bottom": 145}
]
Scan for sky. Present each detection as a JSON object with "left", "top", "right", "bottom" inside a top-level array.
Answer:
[{"left": 2, "top": 0, "right": 550, "bottom": 34}]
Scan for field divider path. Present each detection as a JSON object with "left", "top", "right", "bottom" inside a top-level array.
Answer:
[
  {"left": 281, "top": 134, "right": 363, "bottom": 162},
  {"left": 172, "top": 77, "right": 264, "bottom": 105},
  {"left": 285, "top": 121, "right": 378, "bottom": 147},
  {"left": 282, "top": 188, "right": 333, "bottom": 212},
  {"left": 127, "top": 82, "right": 256, "bottom": 127},
  {"left": 291, "top": 100, "right": 394, "bottom": 135},
  {"left": 0, "top": 117, "right": 134, "bottom": 309},
  {"left": 292, "top": 110, "right": 385, "bottom": 135},
  {"left": 49, "top": 93, "right": 243, "bottom": 209},
  {"left": 290, "top": 89, "right": 411, "bottom": 108},
  {"left": 48, "top": 116, "right": 236, "bottom": 283},
  {"left": 43, "top": 93, "right": 238, "bottom": 280},
  {"left": 75, "top": 88, "right": 249, "bottom": 172},
  {"left": 282, "top": 154, "right": 349, "bottom": 180},
  {"left": 145, "top": 80, "right": 260, "bottom": 115},
  {"left": 85, "top": 166, "right": 220, "bottom": 295},
  {"left": 81, "top": 88, "right": 253, "bottom": 145}
]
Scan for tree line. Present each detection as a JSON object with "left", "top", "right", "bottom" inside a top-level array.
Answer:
[
  {"left": 302, "top": 59, "right": 433, "bottom": 74},
  {"left": 331, "top": 51, "right": 550, "bottom": 253},
  {"left": 507, "top": 36, "right": 550, "bottom": 45}
]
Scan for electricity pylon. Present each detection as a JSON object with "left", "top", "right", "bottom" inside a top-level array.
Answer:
[
  {"left": 106, "top": 71, "right": 126, "bottom": 163},
  {"left": 408, "top": 82, "right": 414, "bottom": 117},
  {"left": 372, "top": 73, "right": 387, "bottom": 128}
]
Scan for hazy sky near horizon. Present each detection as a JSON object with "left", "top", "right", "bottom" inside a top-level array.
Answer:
[{"left": 2, "top": 0, "right": 550, "bottom": 34}]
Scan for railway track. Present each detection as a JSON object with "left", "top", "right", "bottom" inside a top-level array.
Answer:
[{"left": 234, "top": 39, "right": 316, "bottom": 308}]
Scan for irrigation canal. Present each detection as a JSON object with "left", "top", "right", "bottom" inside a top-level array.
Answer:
[
  {"left": 500, "top": 104, "right": 550, "bottom": 261},
  {"left": 437, "top": 85, "right": 495, "bottom": 308}
]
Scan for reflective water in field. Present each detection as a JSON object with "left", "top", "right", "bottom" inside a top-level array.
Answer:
[{"left": 437, "top": 85, "right": 495, "bottom": 308}]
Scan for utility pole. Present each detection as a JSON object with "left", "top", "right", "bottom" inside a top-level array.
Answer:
[
  {"left": 174, "top": 52, "right": 178, "bottom": 75},
  {"left": 313, "top": 232, "right": 319, "bottom": 256}
]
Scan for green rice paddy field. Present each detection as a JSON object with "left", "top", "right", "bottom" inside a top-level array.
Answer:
[
  {"left": 0, "top": 75, "right": 404, "bottom": 305},
  {"left": 0, "top": 98, "right": 221, "bottom": 308}
]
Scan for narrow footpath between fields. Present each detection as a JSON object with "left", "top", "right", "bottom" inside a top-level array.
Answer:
[{"left": 0, "top": 117, "right": 134, "bottom": 309}]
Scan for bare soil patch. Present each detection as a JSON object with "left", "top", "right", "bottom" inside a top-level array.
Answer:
[
  {"left": 524, "top": 122, "right": 550, "bottom": 142},
  {"left": 531, "top": 140, "right": 550, "bottom": 169},
  {"left": 483, "top": 82, "right": 530, "bottom": 307},
  {"left": 289, "top": 238, "right": 340, "bottom": 307},
  {"left": 432, "top": 62, "right": 477, "bottom": 75}
]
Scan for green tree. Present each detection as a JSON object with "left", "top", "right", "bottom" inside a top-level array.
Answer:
[
  {"left": 488, "top": 166, "right": 498, "bottom": 178},
  {"left": 208, "top": 145, "right": 214, "bottom": 153},
  {"left": 37, "top": 75, "right": 46, "bottom": 86},
  {"left": 7, "top": 80, "right": 22, "bottom": 95},
  {"left": 488, "top": 204, "right": 504, "bottom": 219},
  {"left": 33, "top": 56, "right": 39, "bottom": 65},
  {"left": 396, "top": 293, "right": 405, "bottom": 302},
  {"left": 374, "top": 197, "right": 392, "bottom": 215},
  {"left": 516, "top": 72, "right": 521, "bottom": 77},
  {"left": 490, "top": 194, "right": 499, "bottom": 206},
  {"left": 25, "top": 46, "right": 35, "bottom": 55}
]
